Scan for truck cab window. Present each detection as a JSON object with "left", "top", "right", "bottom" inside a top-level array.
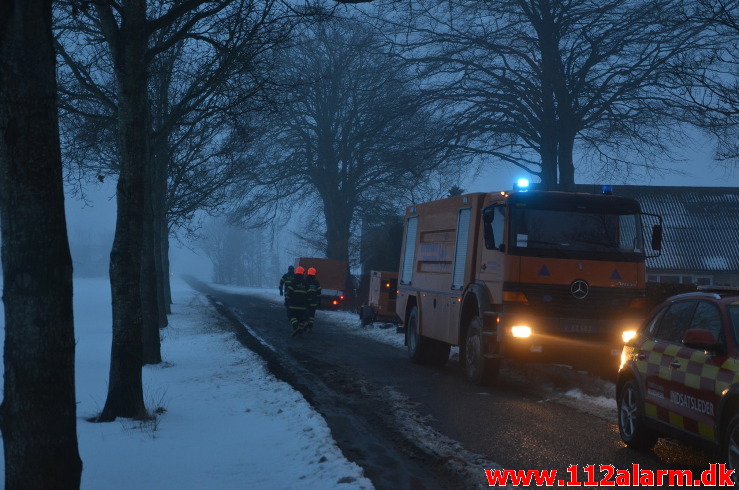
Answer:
[{"left": 482, "top": 205, "right": 505, "bottom": 251}]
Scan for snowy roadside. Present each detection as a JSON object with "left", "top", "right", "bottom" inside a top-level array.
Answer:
[{"left": 0, "top": 277, "right": 373, "bottom": 489}]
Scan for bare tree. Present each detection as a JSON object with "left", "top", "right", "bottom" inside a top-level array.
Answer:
[
  {"left": 377, "top": 0, "right": 705, "bottom": 189},
  {"left": 237, "top": 12, "right": 455, "bottom": 269},
  {"left": 200, "top": 218, "right": 271, "bottom": 285},
  {"left": 0, "top": 0, "right": 82, "bottom": 486},
  {"left": 57, "top": 0, "right": 288, "bottom": 357},
  {"left": 54, "top": 0, "right": 289, "bottom": 419},
  {"left": 670, "top": 0, "right": 739, "bottom": 165}
]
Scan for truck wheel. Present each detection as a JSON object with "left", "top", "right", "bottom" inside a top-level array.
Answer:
[
  {"left": 464, "top": 316, "right": 498, "bottom": 385},
  {"left": 617, "top": 379, "right": 657, "bottom": 449},
  {"left": 723, "top": 413, "right": 739, "bottom": 485},
  {"left": 407, "top": 307, "right": 427, "bottom": 364},
  {"left": 359, "top": 305, "right": 373, "bottom": 327}
]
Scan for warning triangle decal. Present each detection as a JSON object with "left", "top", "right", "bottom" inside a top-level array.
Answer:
[
  {"left": 538, "top": 265, "right": 550, "bottom": 276},
  {"left": 610, "top": 269, "right": 622, "bottom": 280}
]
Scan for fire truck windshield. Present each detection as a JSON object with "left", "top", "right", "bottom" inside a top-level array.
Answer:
[{"left": 509, "top": 207, "right": 644, "bottom": 261}]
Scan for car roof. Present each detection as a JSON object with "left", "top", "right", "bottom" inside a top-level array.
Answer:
[{"left": 668, "top": 286, "right": 739, "bottom": 304}]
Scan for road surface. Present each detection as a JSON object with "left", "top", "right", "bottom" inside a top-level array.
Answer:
[{"left": 189, "top": 279, "right": 718, "bottom": 489}]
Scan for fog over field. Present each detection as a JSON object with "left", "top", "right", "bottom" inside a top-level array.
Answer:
[{"left": 64, "top": 143, "right": 732, "bottom": 283}]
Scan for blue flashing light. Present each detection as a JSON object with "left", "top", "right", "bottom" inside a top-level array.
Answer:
[
  {"left": 515, "top": 178, "right": 530, "bottom": 191},
  {"left": 601, "top": 185, "right": 614, "bottom": 195}
]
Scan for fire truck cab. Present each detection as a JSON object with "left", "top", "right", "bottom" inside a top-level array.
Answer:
[{"left": 396, "top": 182, "right": 662, "bottom": 384}]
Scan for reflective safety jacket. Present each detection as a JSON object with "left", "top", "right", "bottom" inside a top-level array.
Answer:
[
  {"left": 306, "top": 277, "right": 322, "bottom": 308},
  {"left": 287, "top": 276, "right": 309, "bottom": 310},
  {"left": 279, "top": 272, "right": 295, "bottom": 300}
]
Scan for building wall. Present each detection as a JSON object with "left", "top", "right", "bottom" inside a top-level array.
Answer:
[{"left": 647, "top": 269, "right": 739, "bottom": 287}]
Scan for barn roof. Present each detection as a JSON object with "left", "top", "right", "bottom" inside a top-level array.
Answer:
[{"left": 575, "top": 185, "right": 739, "bottom": 272}]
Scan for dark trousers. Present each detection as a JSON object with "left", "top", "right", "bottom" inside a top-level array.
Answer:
[
  {"left": 306, "top": 306, "right": 317, "bottom": 329},
  {"left": 289, "top": 308, "right": 306, "bottom": 329}
]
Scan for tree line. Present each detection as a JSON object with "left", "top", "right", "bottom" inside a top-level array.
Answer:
[{"left": 1, "top": 0, "right": 737, "bottom": 487}]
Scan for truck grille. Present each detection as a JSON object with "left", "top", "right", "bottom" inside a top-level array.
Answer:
[{"left": 505, "top": 283, "right": 643, "bottom": 319}]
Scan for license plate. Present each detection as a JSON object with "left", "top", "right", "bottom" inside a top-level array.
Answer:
[{"left": 561, "top": 323, "right": 594, "bottom": 334}]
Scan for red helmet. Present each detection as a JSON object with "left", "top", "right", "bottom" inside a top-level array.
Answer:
[
  {"left": 307, "top": 267, "right": 317, "bottom": 276},
  {"left": 295, "top": 266, "right": 305, "bottom": 275}
]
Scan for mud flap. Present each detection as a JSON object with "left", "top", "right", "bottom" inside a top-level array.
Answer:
[{"left": 482, "top": 311, "right": 501, "bottom": 359}]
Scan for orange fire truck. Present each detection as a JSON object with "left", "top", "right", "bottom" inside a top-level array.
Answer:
[
  {"left": 395, "top": 182, "right": 662, "bottom": 383},
  {"left": 294, "top": 257, "right": 348, "bottom": 310}
]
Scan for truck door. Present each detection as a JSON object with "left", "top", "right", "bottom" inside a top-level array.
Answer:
[{"left": 477, "top": 205, "right": 506, "bottom": 301}]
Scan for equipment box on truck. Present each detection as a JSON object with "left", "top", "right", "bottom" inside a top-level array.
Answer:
[
  {"left": 295, "top": 257, "right": 348, "bottom": 310},
  {"left": 359, "top": 270, "right": 401, "bottom": 327},
  {"left": 396, "top": 183, "right": 662, "bottom": 383}
]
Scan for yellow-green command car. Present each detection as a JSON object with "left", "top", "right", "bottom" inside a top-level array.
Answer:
[{"left": 617, "top": 287, "right": 739, "bottom": 483}]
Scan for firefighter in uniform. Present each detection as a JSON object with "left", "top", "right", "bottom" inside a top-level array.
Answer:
[
  {"left": 278, "top": 265, "right": 295, "bottom": 320},
  {"left": 287, "top": 266, "right": 309, "bottom": 336},
  {"left": 305, "top": 267, "right": 322, "bottom": 333}
]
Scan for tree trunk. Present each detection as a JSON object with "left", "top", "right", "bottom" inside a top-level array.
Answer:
[
  {"left": 141, "top": 177, "right": 162, "bottom": 364},
  {"left": 539, "top": 117, "right": 559, "bottom": 190},
  {"left": 153, "top": 141, "right": 170, "bottom": 321},
  {"left": 162, "top": 222, "right": 173, "bottom": 310},
  {"left": 323, "top": 197, "right": 355, "bottom": 307},
  {"left": 538, "top": 14, "right": 561, "bottom": 191},
  {"left": 98, "top": 0, "right": 149, "bottom": 421},
  {"left": 323, "top": 200, "right": 352, "bottom": 263},
  {"left": 557, "top": 133, "right": 576, "bottom": 191},
  {"left": 0, "top": 1, "right": 82, "bottom": 486},
  {"left": 154, "top": 215, "right": 169, "bottom": 325}
]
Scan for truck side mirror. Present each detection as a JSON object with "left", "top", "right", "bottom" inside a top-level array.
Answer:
[{"left": 651, "top": 224, "right": 662, "bottom": 251}]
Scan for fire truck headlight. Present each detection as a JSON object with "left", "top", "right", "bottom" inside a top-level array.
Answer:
[
  {"left": 622, "top": 330, "right": 637, "bottom": 343},
  {"left": 511, "top": 325, "right": 532, "bottom": 338}
]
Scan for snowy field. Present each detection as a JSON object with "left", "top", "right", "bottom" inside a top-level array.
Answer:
[{"left": 0, "top": 277, "right": 373, "bottom": 489}]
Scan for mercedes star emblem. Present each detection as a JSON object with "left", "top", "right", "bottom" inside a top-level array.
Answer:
[{"left": 570, "top": 279, "right": 589, "bottom": 299}]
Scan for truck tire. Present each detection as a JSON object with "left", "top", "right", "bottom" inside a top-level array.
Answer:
[
  {"left": 407, "top": 307, "right": 429, "bottom": 364},
  {"left": 359, "top": 305, "right": 374, "bottom": 327},
  {"left": 617, "top": 379, "right": 658, "bottom": 449},
  {"left": 464, "top": 316, "right": 499, "bottom": 385}
]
